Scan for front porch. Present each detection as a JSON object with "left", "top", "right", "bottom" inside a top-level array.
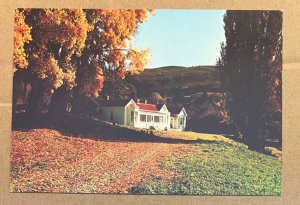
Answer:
[
  {"left": 125, "top": 107, "right": 170, "bottom": 130},
  {"left": 170, "top": 116, "right": 186, "bottom": 130}
]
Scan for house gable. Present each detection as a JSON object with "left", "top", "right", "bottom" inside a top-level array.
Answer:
[
  {"left": 158, "top": 104, "right": 169, "bottom": 113},
  {"left": 124, "top": 99, "right": 138, "bottom": 109},
  {"left": 179, "top": 108, "right": 187, "bottom": 117}
]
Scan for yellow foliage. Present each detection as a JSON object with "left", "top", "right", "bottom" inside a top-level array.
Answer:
[
  {"left": 63, "top": 65, "right": 77, "bottom": 90},
  {"left": 13, "top": 9, "right": 152, "bottom": 97},
  {"left": 14, "top": 9, "right": 32, "bottom": 71},
  {"left": 81, "top": 67, "right": 104, "bottom": 98},
  {"left": 127, "top": 48, "right": 150, "bottom": 75},
  {"left": 31, "top": 55, "right": 64, "bottom": 90},
  {"left": 79, "top": 9, "right": 152, "bottom": 97},
  {"left": 27, "top": 9, "right": 91, "bottom": 91}
]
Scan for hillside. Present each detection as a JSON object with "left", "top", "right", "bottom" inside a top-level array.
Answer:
[
  {"left": 123, "top": 65, "right": 228, "bottom": 134},
  {"left": 125, "top": 66, "right": 221, "bottom": 98}
]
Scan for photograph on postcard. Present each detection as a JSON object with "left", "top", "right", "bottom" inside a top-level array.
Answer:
[{"left": 10, "top": 9, "right": 282, "bottom": 195}]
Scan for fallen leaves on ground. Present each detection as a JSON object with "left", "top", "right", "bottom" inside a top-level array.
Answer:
[{"left": 10, "top": 129, "right": 192, "bottom": 193}]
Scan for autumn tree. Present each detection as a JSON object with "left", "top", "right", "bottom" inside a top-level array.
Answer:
[
  {"left": 12, "top": 9, "right": 32, "bottom": 117},
  {"left": 14, "top": 9, "right": 32, "bottom": 71},
  {"left": 11, "top": 9, "right": 92, "bottom": 119},
  {"left": 149, "top": 92, "right": 166, "bottom": 105},
  {"left": 218, "top": 11, "right": 282, "bottom": 151},
  {"left": 78, "top": 9, "right": 150, "bottom": 96},
  {"left": 12, "top": 9, "right": 152, "bottom": 120},
  {"left": 71, "top": 9, "right": 151, "bottom": 115}
]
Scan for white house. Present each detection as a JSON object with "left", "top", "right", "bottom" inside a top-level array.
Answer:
[
  {"left": 98, "top": 99, "right": 187, "bottom": 131},
  {"left": 169, "top": 106, "right": 188, "bottom": 131}
]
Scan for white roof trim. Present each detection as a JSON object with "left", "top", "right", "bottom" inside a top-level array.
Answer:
[
  {"left": 159, "top": 104, "right": 170, "bottom": 113},
  {"left": 181, "top": 107, "right": 188, "bottom": 116},
  {"left": 124, "top": 99, "right": 138, "bottom": 108},
  {"left": 172, "top": 108, "right": 187, "bottom": 118}
]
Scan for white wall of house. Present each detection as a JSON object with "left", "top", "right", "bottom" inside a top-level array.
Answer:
[
  {"left": 170, "top": 109, "right": 187, "bottom": 131},
  {"left": 125, "top": 107, "right": 136, "bottom": 126},
  {"left": 177, "top": 109, "right": 187, "bottom": 130},
  {"left": 170, "top": 117, "right": 178, "bottom": 129},
  {"left": 135, "top": 110, "right": 170, "bottom": 130}
]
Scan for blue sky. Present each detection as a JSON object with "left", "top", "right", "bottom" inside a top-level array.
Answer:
[{"left": 134, "top": 10, "right": 226, "bottom": 68}]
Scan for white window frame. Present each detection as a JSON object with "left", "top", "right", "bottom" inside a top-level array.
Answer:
[{"left": 140, "top": 114, "right": 146, "bottom": 122}]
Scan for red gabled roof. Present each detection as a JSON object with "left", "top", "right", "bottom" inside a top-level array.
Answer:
[{"left": 137, "top": 103, "right": 157, "bottom": 111}]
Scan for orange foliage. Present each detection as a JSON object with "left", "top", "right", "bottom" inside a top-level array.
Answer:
[
  {"left": 81, "top": 67, "right": 104, "bottom": 98},
  {"left": 13, "top": 9, "right": 152, "bottom": 98},
  {"left": 127, "top": 48, "right": 150, "bottom": 75},
  {"left": 13, "top": 9, "right": 32, "bottom": 72},
  {"left": 79, "top": 9, "right": 151, "bottom": 97},
  {"left": 32, "top": 9, "right": 91, "bottom": 56},
  {"left": 28, "top": 9, "right": 91, "bottom": 92}
]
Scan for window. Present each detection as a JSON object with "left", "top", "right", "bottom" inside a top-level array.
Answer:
[
  {"left": 131, "top": 111, "right": 134, "bottom": 122},
  {"left": 140, "top": 114, "right": 146, "bottom": 122},
  {"left": 154, "top": 116, "right": 159, "bottom": 122},
  {"left": 147, "top": 115, "right": 152, "bottom": 122},
  {"left": 180, "top": 118, "right": 184, "bottom": 125}
]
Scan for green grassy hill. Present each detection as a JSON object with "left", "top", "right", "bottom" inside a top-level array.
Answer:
[
  {"left": 125, "top": 65, "right": 221, "bottom": 98},
  {"left": 130, "top": 141, "right": 281, "bottom": 195}
]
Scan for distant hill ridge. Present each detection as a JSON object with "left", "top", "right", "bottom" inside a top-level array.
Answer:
[{"left": 126, "top": 65, "right": 221, "bottom": 98}]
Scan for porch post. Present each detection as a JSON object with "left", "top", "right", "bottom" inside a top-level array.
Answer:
[{"left": 124, "top": 108, "right": 126, "bottom": 125}]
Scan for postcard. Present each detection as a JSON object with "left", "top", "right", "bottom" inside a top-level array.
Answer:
[{"left": 10, "top": 9, "right": 282, "bottom": 195}]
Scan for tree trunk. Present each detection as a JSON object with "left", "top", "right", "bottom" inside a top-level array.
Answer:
[
  {"left": 245, "top": 113, "right": 264, "bottom": 152},
  {"left": 26, "top": 76, "right": 44, "bottom": 126},
  {"left": 48, "top": 86, "right": 68, "bottom": 116}
]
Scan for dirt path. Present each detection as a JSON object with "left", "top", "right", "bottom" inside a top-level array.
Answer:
[
  {"left": 100, "top": 143, "right": 193, "bottom": 193},
  {"left": 97, "top": 144, "right": 167, "bottom": 193}
]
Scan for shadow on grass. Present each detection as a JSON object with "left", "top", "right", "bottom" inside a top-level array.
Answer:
[{"left": 12, "top": 113, "right": 219, "bottom": 145}]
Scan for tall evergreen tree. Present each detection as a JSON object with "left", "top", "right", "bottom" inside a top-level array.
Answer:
[{"left": 219, "top": 11, "right": 282, "bottom": 151}]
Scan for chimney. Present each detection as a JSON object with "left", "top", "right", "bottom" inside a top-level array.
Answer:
[{"left": 106, "top": 95, "right": 110, "bottom": 101}]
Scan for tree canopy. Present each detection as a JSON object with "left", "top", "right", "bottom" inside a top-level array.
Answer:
[
  {"left": 14, "top": 9, "right": 32, "bottom": 72},
  {"left": 218, "top": 11, "right": 282, "bottom": 151},
  {"left": 13, "top": 9, "right": 152, "bottom": 117}
]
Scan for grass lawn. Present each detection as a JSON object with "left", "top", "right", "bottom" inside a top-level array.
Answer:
[{"left": 129, "top": 141, "right": 281, "bottom": 195}]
